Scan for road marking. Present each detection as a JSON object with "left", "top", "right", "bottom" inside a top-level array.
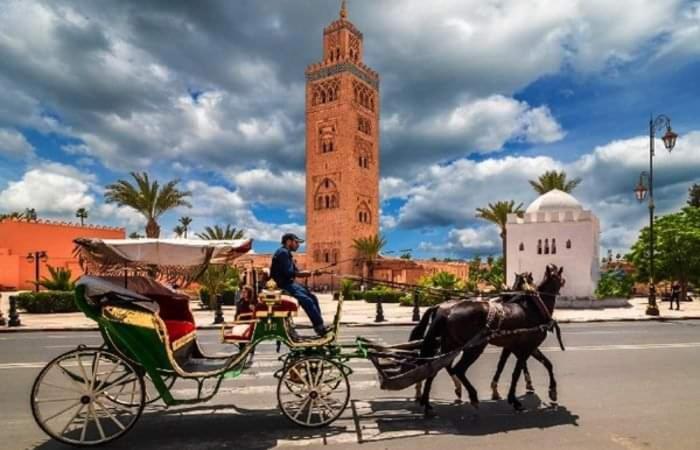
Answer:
[{"left": 4, "top": 341, "right": 700, "bottom": 370}]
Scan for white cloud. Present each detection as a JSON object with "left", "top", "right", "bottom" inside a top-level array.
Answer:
[
  {"left": 230, "top": 168, "right": 304, "bottom": 207},
  {"left": 0, "top": 164, "right": 94, "bottom": 214},
  {"left": 419, "top": 226, "right": 501, "bottom": 257},
  {"left": 0, "top": 128, "right": 34, "bottom": 158}
]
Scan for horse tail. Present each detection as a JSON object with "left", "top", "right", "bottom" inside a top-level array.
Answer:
[
  {"left": 553, "top": 321, "right": 565, "bottom": 351},
  {"left": 410, "top": 305, "right": 438, "bottom": 341},
  {"left": 419, "top": 312, "right": 445, "bottom": 358}
]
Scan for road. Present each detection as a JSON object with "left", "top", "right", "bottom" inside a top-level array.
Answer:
[{"left": 1, "top": 321, "right": 700, "bottom": 450}]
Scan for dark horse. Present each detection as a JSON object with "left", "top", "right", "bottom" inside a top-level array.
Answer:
[
  {"left": 418, "top": 264, "right": 565, "bottom": 414},
  {"left": 410, "top": 272, "right": 538, "bottom": 403}
]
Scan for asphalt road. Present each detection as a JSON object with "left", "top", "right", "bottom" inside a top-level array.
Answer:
[{"left": 1, "top": 321, "right": 700, "bottom": 450}]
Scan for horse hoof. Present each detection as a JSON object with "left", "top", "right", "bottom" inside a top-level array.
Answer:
[
  {"left": 453, "top": 398, "right": 463, "bottom": 405},
  {"left": 454, "top": 389, "right": 462, "bottom": 401},
  {"left": 509, "top": 399, "right": 524, "bottom": 412},
  {"left": 526, "top": 389, "right": 536, "bottom": 395},
  {"left": 424, "top": 407, "right": 436, "bottom": 418},
  {"left": 470, "top": 400, "right": 480, "bottom": 410},
  {"left": 491, "top": 393, "right": 502, "bottom": 401},
  {"left": 549, "top": 389, "right": 558, "bottom": 403},
  {"left": 549, "top": 402, "right": 559, "bottom": 410}
]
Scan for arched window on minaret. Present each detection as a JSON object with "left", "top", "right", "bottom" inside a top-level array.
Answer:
[
  {"left": 315, "top": 178, "right": 339, "bottom": 210},
  {"left": 537, "top": 239, "right": 542, "bottom": 255},
  {"left": 544, "top": 238, "right": 550, "bottom": 255},
  {"left": 552, "top": 238, "right": 557, "bottom": 254}
]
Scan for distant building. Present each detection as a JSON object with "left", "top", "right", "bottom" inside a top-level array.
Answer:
[
  {"left": 506, "top": 189, "right": 600, "bottom": 298},
  {"left": 0, "top": 219, "right": 124, "bottom": 290}
]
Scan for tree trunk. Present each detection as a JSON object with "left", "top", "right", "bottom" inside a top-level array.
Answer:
[{"left": 146, "top": 218, "right": 160, "bottom": 238}]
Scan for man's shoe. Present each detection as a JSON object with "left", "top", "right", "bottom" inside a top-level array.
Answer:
[{"left": 314, "top": 325, "right": 332, "bottom": 337}]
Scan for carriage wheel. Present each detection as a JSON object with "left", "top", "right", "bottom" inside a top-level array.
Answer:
[
  {"left": 107, "top": 372, "right": 176, "bottom": 407},
  {"left": 31, "top": 348, "right": 145, "bottom": 446},
  {"left": 277, "top": 357, "right": 350, "bottom": 427}
]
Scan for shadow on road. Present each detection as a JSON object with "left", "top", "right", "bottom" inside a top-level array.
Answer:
[
  {"left": 28, "top": 395, "right": 578, "bottom": 449},
  {"left": 351, "top": 394, "right": 580, "bottom": 444}
]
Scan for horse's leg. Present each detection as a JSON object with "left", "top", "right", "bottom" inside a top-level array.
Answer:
[
  {"left": 530, "top": 348, "right": 557, "bottom": 404},
  {"left": 415, "top": 381, "right": 423, "bottom": 403},
  {"left": 523, "top": 360, "right": 535, "bottom": 394},
  {"left": 419, "top": 374, "right": 437, "bottom": 417},
  {"left": 446, "top": 364, "right": 462, "bottom": 403},
  {"left": 507, "top": 357, "right": 526, "bottom": 411},
  {"left": 452, "top": 345, "right": 486, "bottom": 409},
  {"left": 491, "top": 348, "right": 511, "bottom": 400}
]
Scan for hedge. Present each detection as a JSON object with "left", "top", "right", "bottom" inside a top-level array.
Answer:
[
  {"left": 16, "top": 291, "right": 78, "bottom": 313},
  {"left": 350, "top": 290, "right": 404, "bottom": 303}
]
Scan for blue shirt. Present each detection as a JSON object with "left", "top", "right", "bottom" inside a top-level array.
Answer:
[{"left": 270, "top": 246, "right": 298, "bottom": 288}]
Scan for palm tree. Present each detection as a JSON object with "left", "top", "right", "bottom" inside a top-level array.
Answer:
[
  {"left": 75, "top": 208, "right": 88, "bottom": 226},
  {"left": 173, "top": 225, "right": 185, "bottom": 238},
  {"left": 529, "top": 170, "right": 581, "bottom": 195},
  {"left": 179, "top": 216, "right": 193, "bottom": 238},
  {"left": 351, "top": 234, "right": 387, "bottom": 280},
  {"left": 38, "top": 266, "right": 75, "bottom": 291},
  {"left": 196, "top": 225, "right": 245, "bottom": 240},
  {"left": 0, "top": 211, "right": 25, "bottom": 221},
  {"left": 475, "top": 200, "right": 525, "bottom": 278},
  {"left": 104, "top": 172, "right": 191, "bottom": 238},
  {"left": 24, "top": 208, "right": 37, "bottom": 220}
]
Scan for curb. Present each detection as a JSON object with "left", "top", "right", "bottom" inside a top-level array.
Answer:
[{"left": 2, "top": 315, "right": 700, "bottom": 333}]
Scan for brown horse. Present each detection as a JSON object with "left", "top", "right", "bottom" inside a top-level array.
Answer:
[
  {"left": 418, "top": 264, "right": 565, "bottom": 414},
  {"left": 410, "top": 272, "right": 537, "bottom": 403}
]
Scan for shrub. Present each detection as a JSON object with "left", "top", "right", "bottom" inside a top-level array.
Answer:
[
  {"left": 595, "top": 269, "right": 634, "bottom": 299},
  {"left": 38, "top": 266, "right": 75, "bottom": 291},
  {"left": 16, "top": 291, "right": 78, "bottom": 313},
  {"left": 398, "top": 291, "right": 447, "bottom": 307},
  {"left": 340, "top": 278, "right": 355, "bottom": 300},
  {"left": 199, "top": 288, "right": 211, "bottom": 308},
  {"left": 352, "top": 287, "right": 404, "bottom": 303}
]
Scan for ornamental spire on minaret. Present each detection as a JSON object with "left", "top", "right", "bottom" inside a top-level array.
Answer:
[{"left": 340, "top": 0, "right": 347, "bottom": 20}]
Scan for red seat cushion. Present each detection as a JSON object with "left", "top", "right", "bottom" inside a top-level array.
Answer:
[
  {"left": 163, "top": 320, "right": 195, "bottom": 342},
  {"left": 271, "top": 298, "right": 298, "bottom": 313}
]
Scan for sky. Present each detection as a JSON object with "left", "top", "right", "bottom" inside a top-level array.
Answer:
[{"left": 0, "top": 0, "right": 699, "bottom": 258}]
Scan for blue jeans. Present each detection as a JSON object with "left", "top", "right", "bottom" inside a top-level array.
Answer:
[{"left": 282, "top": 282, "right": 324, "bottom": 328}]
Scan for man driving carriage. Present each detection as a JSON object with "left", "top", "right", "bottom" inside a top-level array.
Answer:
[{"left": 270, "top": 233, "right": 331, "bottom": 336}]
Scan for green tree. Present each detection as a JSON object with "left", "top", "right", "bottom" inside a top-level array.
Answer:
[
  {"left": 24, "top": 208, "right": 37, "bottom": 220},
  {"left": 529, "top": 170, "right": 581, "bottom": 195},
  {"left": 595, "top": 269, "right": 634, "bottom": 299},
  {"left": 0, "top": 211, "right": 26, "bottom": 221},
  {"left": 428, "top": 271, "right": 458, "bottom": 290},
  {"left": 196, "top": 225, "right": 245, "bottom": 240},
  {"left": 37, "top": 266, "right": 75, "bottom": 291},
  {"left": 104, "top": 172, "right": 191, "bottom": 238},
  {"left": 128, "top": 231, "right": 144, "bottom": 239},
  {"left": 198, "top": 265, "right": 240, "bottom": 309},
  {"left": 352, "top": 234, "right": 387, "bottom": 280},
  {"left": 475, "top": 200, "right": 524, "bottom": 278},
  {"left": 399, "top": 252, "right": 412, "bottom": 260},
  {"left": 688, "top": 183, "right": 700, "bottom": 208},
  {"left": 179, "top": 216, "right": 193, "bottom": 238},
  {"left": 173, "top": 225, "right": 185, "bottom": 238},
  {"left": 627, "top": 207, "right": 700, "bottom": 301},
  {"left": 75, "top": 208, "right": 88, "bottom": 226}
]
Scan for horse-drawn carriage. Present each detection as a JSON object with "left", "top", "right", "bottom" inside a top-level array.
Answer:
[{"left": 30, "top": 238, "right": 565, "bottom": 446}]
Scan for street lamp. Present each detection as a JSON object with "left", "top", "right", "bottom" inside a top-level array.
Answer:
[
  {"left": 26, "top": 251, "right": 48, "bottom": 292},
  {"left": 633, "top": 114, "right": 678, "bottom": 316}
]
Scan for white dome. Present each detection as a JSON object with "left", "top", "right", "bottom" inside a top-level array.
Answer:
[{"left": 525, "top": 189, "right": 582, "bottom": 213}]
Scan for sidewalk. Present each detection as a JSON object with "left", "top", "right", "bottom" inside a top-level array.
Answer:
[{"left": 1, "top": 292, "right": 699, "bottom": 332}]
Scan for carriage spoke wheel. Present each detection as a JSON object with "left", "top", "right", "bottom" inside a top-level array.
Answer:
[
  {"left": 31, "top": 348, "right": 145, "bottom": 446},
  {"left": 277, "top": 357, "right": 349, "bottom": 428},
  {"left": 107, "top": 372, "right": 176, "bottom": 407}
]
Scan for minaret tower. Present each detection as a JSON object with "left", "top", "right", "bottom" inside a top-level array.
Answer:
[{"left": 305, "top": 1, "right": 380, "bottom": 286}]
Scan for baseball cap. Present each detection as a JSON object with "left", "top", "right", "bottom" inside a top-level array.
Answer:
[{"left": 281, "top": 233, "right": 305, "bottom": 244}]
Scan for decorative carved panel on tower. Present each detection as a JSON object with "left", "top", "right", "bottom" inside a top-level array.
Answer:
[
  {"left": 314, "top": 176, "right": 339, "bottom": 211},
  {"left": 349, "top": 34, "right": 360, "bottom": 62},
  {"left": 312, "top": 241, "right": 341, "bottom": 263},
  {"left": 355, "top": 136, "right": 373, "bottom": 169},
  {"left": 357, "top": 115, "right": 371, "bottom": 135},
  {"left": 311, "top": 78, "right": 341, "bottom": 106},
  {"left": 352, "top": 80, "right": 374, "bottom": 112},
  {"left": 326, "top": 33, "right": 340, "bottom": 62},
  {"left": 318, "top": 119, "right": 337, "bottom": 154}
]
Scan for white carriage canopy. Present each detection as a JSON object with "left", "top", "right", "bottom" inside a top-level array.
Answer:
[{"left": 74, "top": 238, "right": 253, "bottom": 285}]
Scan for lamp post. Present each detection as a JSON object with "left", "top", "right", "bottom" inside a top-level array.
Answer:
[
  {"left": 633, "top": 114, "right": 678, "bottom": 316},
  {"left": 26, "top": 251, "right": 48, "bottom": 292}
]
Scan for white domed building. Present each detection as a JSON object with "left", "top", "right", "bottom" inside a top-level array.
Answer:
[{"left": 505, "top": 189, "right": 600, "bottom": 299}]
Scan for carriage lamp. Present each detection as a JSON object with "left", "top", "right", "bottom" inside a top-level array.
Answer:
[
  {"left": 26, "top": 250, "right": 48, "bottom": 292},
  {"left": 634, "top": 173, "right": 648, "bottom": 202},
  {"left": 635, "top": 114, "right": 681, "bottom": 316}
]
